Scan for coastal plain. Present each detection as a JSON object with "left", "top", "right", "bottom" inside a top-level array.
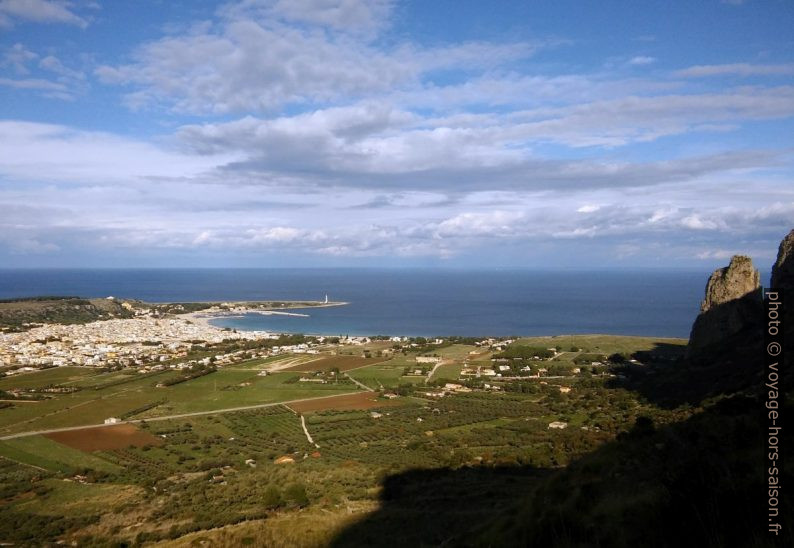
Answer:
[{"left": 0, "top": 308, "right": 693, "bottom": 545}]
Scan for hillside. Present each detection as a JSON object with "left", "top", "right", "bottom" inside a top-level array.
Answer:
[
  {"left": 0, "top": 297, "right": 135, "bottom": 331},
  {"left": 333, "top": 231, "right": 794, "bottom": 547}
]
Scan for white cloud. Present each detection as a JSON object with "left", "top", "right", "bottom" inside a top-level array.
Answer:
[
  {"left": 0, "top": 0, "right": 88, "bottom": 27},
  {"left": 577, "top": 204, "right": 601, "bottom": 213},
  {"left": 0, "top": 121, "right": 235, "bottom": 185},
  {"left": 676, "top": 63, "right": 794, "bottom": 78},
  {"left": 629, "top": 56, "right": 656, "bottom": 66},
  {"left": 679, "top": 214, "right": 722, "bottom": 230},
  {"left": 2, "top": 43, "right": 38, "bottom": 73},
  {"left": 696, "top": 249, "right": 739, "bottom": 260},
  {"left": 1, "top": 45, "right": 88, "bottom": 100},
  {"left": 219, "top": 0, "right": 394, "bottom": 36},
  {"left": 96, "top": 8, "right": 541, "bottom": 115}
]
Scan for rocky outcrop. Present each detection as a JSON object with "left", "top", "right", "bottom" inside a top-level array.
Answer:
[
  {"left": 770, "top": 229, "right": 794, "bottom": 356},
  {"left": 698, "top": 255, "right": 760, "bottom": 314},
  {"left": 687, "top": 255, "right": 762, "bottom": 357},
  {"left": 771, "top": 229, "right": 794, "bottom": 290}
]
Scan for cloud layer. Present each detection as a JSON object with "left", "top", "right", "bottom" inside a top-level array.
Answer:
[{"left": 1, "top": 0, "right": 793, "bottom": 267}]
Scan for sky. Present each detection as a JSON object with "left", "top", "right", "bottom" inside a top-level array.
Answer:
[{"left": 0, "top": 0, "right": 793, "bottom": 269}]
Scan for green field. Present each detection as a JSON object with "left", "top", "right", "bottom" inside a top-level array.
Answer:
[
  {"left": 347, "top": 364, "right": 427, "bottom": 389},
  {"left": 0, "top": 334, "right": 707, "bottom": 546},
  {"left": 431, "top": 363, "right": 464, "bottom": 380},
  {"left": 0, "top": 365, "right": 359, "bottom": 434},
  {"left": 0, "top": 367, "right": 102, "bottom": 390},
  {"left": 0, "top": 436, "right": 121, "bottom": 473},
  {"left": 430, "top": 344, "right": 485, "bottom": 360},
  {"left": 138, "top": 370, "right": 359, "bottom": 417},
  {"left": 514, "top": 334, "right": 687, "bottom": 356}
]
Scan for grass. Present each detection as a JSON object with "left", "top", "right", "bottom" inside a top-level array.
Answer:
[
  {"left": 0, "top": 366, "right": 361, "bottom": 433},
  {"left": 0, "top": 367, "right": 101, "bottom": 391},
  {"left": 0, "top": 436, "right": 120, "bottom": 473},
  {"left": 430, "top": 344, "right": 483, "bottom": 360},
  {"left": 138, "top": 371, "right": 359, "bottom": 417},
  {"left": 432, "top": 363, "right": 464, "bottom": 380},
  {"left": 514, "top": 334, "right": 687, "bottom": 355},
  {"left": 347, "top": 365, "right": 426, "bottom": 389},
  {"left": 11, "top": 478, "right": 143, "bottom": 517},
  {"left": 433, "top": 417, "right": 515, "bottom": 435}
]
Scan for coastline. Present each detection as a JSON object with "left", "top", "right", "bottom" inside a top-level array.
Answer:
[{"left": 181, "top": 300, "right": 348, "bottom": 331}]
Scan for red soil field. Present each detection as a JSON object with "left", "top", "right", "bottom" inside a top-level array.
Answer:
[
  {"left": 281, "top": 355, "right": 384, "bottom": 372},
  {"left": 287, "top": 391, "right": 405, "bottom": 413},
  {"left": 45, "top": 423, "right": 164, "bottom": 452}
]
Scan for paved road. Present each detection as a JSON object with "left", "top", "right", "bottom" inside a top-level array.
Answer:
[{"left": 0, "top": 390, "right": 361, "bottom": 441}]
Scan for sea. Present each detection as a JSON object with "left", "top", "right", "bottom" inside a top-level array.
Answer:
[{"left": 0, "top": 268, "right": 722, "bottom": 338}]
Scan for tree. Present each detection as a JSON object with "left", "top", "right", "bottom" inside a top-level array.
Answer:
[
  {"left": 263, "top": 485, "right": 282, "bottom": 509},
  {"left": 284, "top": 483, "right": 309, "bottom": 507}
]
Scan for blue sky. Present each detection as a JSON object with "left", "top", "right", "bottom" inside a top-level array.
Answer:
[{"left": 0, "top": 0, "right": 792, "bottom": 269}]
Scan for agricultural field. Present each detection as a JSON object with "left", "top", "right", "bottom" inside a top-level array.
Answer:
[
  {"left": 346, "top": 364, "right": 427, "bottom": 390},
  {"left": 0, "top": 335, "right": 696, "bottom": 545},
  {"left": 431, "top": 362, "right": 464, "bottom": 380},
  {"left": 0, "top": 435, "right": 122, "bottom": 473},
  {"left": 279, "top": 354, "right": 386, "bottom": 372},
  {"left": 0, "top": 364, "right": 361, "bottom": 434},
  {"left": 0, "top": 366, "right": 101, "bottom": 391},
  {"left": 286, "top": 392, "right": 408, "bottom": 413},
  {"left": 45, "top": 424, "right": 163, "bottom": 452},
  {"left": 425, "top": 344, "right": 486, "bottom": 361},
  {"left": 514, "top": 334, "right": 686, "bottom": 357}
]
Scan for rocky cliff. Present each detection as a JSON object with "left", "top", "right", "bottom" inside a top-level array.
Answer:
[
  {"left": 687, "top": 255, "right": 762, "bottom": 357},
  {"left": 771, "top": 228, "right": 794, "bottom": 290},
  {"left": 771, "top": 229, "right": 793, "bottom": 360}
]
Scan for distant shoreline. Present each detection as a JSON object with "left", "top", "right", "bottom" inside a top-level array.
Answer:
[{"left": 182, "top": 301, "right": 348, "bottom": 330}]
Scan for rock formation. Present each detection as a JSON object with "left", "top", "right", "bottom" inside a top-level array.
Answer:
[
  {"left": 698, "top": 255, "right": 760, "bottom": 314},
  {"left": 687, "top": 255, "right": 762, "bottom": 357},
  {"left": 771, "top": 228, "right": 794, "bottom": 290},
  {"left": 770, "top": 229, "right": 794, "bottom": 352}
]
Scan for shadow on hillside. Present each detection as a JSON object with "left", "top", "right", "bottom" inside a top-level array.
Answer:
[
  {"left": 330, "top": 465, "right": 550, "bottom": 547},
  {"left": 606, "top": 307, "right": 764, "bottom": 409},
  {"left": 331, "top": 395, "right": 792, "bottom": 548}
]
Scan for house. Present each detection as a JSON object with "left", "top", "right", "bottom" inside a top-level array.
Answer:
[
  {"left": 104, "top": 417, "right": 120, "bottom": 425},
  {"left": 370, "top": 411, "right": 383, "bottom": 419},
  {"left": 548, "top": 421, "right": 568, "bottom": 429},
  {"left": 559, "top": 386, "right": 572, "bottom": 394},
  {"left": 274, "top": 456, "right": 295, "bottom": 464},
  {"left": 416, "top": 356, "right": 441, "bottom": 364}
]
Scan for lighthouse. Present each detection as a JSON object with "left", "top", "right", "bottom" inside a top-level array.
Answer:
[{"left": 324, "top": 294, "right": 328, "bottom": 304}]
